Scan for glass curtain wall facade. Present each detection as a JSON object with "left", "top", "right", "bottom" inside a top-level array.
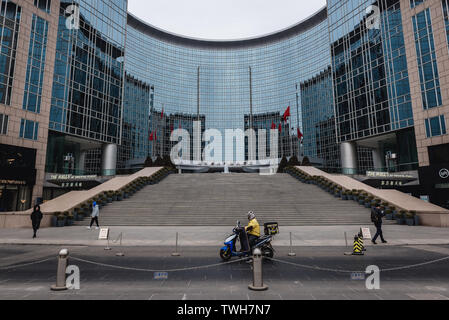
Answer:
[
  {"left": 123, "top": 10, "right": 332, "bottom": 164},
  {"left": 46, "top": 0, "right": 127, "bottom": 175},
  {"left": 329, "top": 0, "right": 417, "bottom": 172}
]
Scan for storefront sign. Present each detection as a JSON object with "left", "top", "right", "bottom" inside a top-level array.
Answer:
[
  {"left": 366, "top": 171, "right": 414, "bottom": 179},
  {"left": 0, "top": 179, "right": 26, "bottom": 185},
  {"left": 48, "top": 174, "right": 98, "bottom": 181}
]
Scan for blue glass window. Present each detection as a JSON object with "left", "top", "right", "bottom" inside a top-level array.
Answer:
[
  {"left": 23, "top": 15, "right": 48, "bottom": 114},
  {"left": 0, "top": 0, "right": 21, "bottom": 105},
  {"left": 19, "top": 119, "right": 39, "bottom": 140},
  {"left": 412, "top": 9, "right": 442, "bottom": 110},
  {"left": 34, "top": 0, "right": 51, "bottom": 13},
  {"left": 0, "top": 113, "right": 8, "bottom": 134},
  {"left": 410, "top": 0, "right": 425, "bottom": 8},
  {"left": 425, "top": 115, "right": 447, "bottom": 137}
]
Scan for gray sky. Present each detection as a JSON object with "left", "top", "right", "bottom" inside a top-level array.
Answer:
[{"left": 128, "top": 0, "right": 327, "bottom": 40}]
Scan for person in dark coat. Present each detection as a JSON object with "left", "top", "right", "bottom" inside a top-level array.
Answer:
[
  {"left": 30, "top": 205, "right": 43, "bottom": 239},
  {"left": 371, "top": 205, "right": 387, "bottom": 244}
]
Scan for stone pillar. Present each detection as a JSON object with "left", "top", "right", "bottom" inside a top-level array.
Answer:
[
  {"left": 372, "top": 148, "right": 384, "bottom": 172},
  {"left": 340, "top": 141, "right": 358, "bottom": 175},
  {"left": 101, "top": 144, "right": 117, "bottom": 176},
  {"left": 77, "top": 150, "right": 87, "bottom": 175}
]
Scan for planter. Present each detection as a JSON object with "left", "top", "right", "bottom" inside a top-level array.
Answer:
[
  {"left": 364, "top": 202, "right": 371, "bottom": 208},
  {"left": 406, "top": 219, "right": 414, "bottom": 226},
  {"left": 76, "top": 213, "right": 84, "bottom": 221},
  {"left": 51, "top": 216, "right": 57, "bottom": 227},
  {"left": 57, "top": 219, "right": 65, "bottom": 227},
  {"left": 107, "top": 198, "right": 113, "bottom": 203},
  {"left": 66, "top": 219, "right": 74, "bottom": 226},
  {"left": 414, "top": 215, "right": 420, "bottom": 226},
  {"left": 342, "top": 195, "right": 348, "bottom": 201},
  {"left": 396, "top": 218, "right": 405, "bottom": 225},
  {"left": 385, "top": 213, "right": 393, "bottom": 220}
]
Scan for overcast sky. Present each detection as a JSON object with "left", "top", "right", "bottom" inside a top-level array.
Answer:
[{"left": 128, "top": 0, "right": 327, "bottom": 40}]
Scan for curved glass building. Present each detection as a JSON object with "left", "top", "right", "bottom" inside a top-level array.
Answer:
[
  {"left": 121, "top": 8, "right": 334, "bottom": 166},
  {"left": 3, "top": 0, "right": 449, "bottom": 211}
]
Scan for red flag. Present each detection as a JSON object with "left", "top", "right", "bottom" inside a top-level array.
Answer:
[
  {"left": 154, "top": 132, "right": 157, "bottom": 141},
  {"left": 170, "top": 124, "right": 174, "bottom": 133},
  {"left": 149, "top": 132, "right": 154, "bottom": 141},
  {"left": 271, "top": 122, "right": 276, "bottom": 130},
  {"left": 297, "top": 128, "right": 303, "bottom": 140},
  {"left": 283, "top": 106, "right": 291, "bottom": 122},
  {"left": 278, "top": 123, "right": 282, "bottom": 133}
]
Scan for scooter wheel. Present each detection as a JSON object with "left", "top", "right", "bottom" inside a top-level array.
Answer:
[
  {"left": 262, "top": 247, "right": 274, "bottom": 259},
  {"left": 220, "top": 248, "right": 232, "bottom": 261}
]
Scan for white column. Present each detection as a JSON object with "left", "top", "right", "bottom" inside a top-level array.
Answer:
[
  {"left": 101, "top": 144, "right": 117, "bottom": 176},
  {"left": 340, "top": 141, "right": 358, "bottom": 175},
  {"left": 77, "top": 150, "right": 86, "bottom": 175},
  {"left": 372, "top": 148, "right": 384, "bottom": 172}
]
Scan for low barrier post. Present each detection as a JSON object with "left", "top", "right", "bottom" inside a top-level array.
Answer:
[
  {"left": 248, "top": 248, "right": 268, "bottom": 291},
  {"left": 50, "top": 249, "right": 69, "bottom": 291}
]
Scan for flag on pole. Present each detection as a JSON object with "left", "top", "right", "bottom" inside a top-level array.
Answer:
[
  {"left": 149, "top": 132, "right": 154, "bottom": 141},
  {"left": 297, "top": 128, "right": 303, "bottom": 140},
  {"left": 278, "top": 123, "right": 282, "bottom": 133},
  {"left": 161, "top": 108, "right": 164, "bottom": 119},
  {"left": 271, "top": 122, "right": 276, "bottom": 130},
  {"left": 283, "top": 106, "right": 291, "bottom": 123}
]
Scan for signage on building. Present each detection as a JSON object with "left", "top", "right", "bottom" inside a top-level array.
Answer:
[
  {"left": 366, "top": 171, "right": 414, "bottom": 179},
  {"left": 0, "top": 179, "right": 27, "bottom": 185},
  {"left": 439, "top": 169, "right": 449, "bottom": 179},
  {"left": 48, "top": 174, "right": 98, "bottom": 181}
]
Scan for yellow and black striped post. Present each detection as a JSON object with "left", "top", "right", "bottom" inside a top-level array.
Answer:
[
  {"left": 358, "top": 232, "right": 366, "bottom": 252},
  {"left": 352, "top": 235, "right": 364, "bottom": 256}
]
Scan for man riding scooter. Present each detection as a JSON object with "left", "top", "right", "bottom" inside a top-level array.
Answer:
[{"left": 237, "top": 211, "right": 260, "bottom": 253}]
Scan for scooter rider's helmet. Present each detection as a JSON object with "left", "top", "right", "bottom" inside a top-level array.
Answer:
[{"left": 247, "top": 211, "right": 256, "bottom": 221}]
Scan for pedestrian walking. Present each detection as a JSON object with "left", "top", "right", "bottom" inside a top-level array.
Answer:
[
  {"left": 371, "top": 205, "right": 387, "bottom": 244},
  {"left": 30, "top": 205, "right": 43, "bottom": 239},
  {"left": 87, "top": 201, "right": 100, "bottom": 230}
]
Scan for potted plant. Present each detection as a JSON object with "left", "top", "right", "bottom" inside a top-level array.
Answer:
[
  {"left": 51, "top": 212, "right": 58, "bottom": 227},
  {"left": 66, "top": 212, "right": 74, "bottom": 226},
  {"left": 405, "top": 211, "right": 415, "bottom": 226},
  {"left": 116, "top": 190, "right": 123, "bottom": 201},
  {"left": 341, "top": 191, "right": 349, "bottom": 200},
  {"left": 56, "top": 213, "right": 65, "bottom": 227},
  {"left": 395, "top": 210, "right": 406, "bottom": 225},
  {"left": 385, "top": 209, "right": 393, "bottom": 220},
  {"left": 358, "top": 195, "right": 366, "bottom": 205},
  {"left": 411, "top": 211, "right": 419, "bottom": 226},
  {"left": 72, "top": 208, "right": 79, "bottom": 221},
  {"left": 364, "top": 196, "right": 374, "bottom": 208},
  {"left": 77, "top": 205, "right": 85, "bottom": 221}
]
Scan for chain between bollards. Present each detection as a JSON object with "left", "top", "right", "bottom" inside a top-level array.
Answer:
[{"left": 50, "top": 249, "right": 69, "bottom": 291}]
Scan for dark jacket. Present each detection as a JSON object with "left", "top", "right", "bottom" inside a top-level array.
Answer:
[
  {"left": 31, "top": 209, "right": 43, "bottom": 226},
  {"left": 371, "top": 207, "right": 385, "bottom": 226}
]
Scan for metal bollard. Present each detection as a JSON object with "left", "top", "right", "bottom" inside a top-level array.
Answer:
[
  {"left": 50, "top": 249, "right": 69, "bottom": 291},
  {"left": 288, "top": 232, "right": 296, "bottom": 257},
  {"left": 248, "top": 248, "right": 268, "bottom": 291},
  {"left": 172, "top": 232, "right": 181, "bottom": 256}
]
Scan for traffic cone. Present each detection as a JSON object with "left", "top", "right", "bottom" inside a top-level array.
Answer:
[
  {"left": 352, "top": 235, "right": 364, "bottom": 256},
  {"left": 358, "top": 232, "right": 366, "bottom": 252}
]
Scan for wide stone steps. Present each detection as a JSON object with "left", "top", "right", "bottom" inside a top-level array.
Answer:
[{"left": 75, "top": 173, "right": 386, "bottom": 227}]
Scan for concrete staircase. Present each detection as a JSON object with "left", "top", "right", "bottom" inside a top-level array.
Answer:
[{"left": 75, "top": 173, "right": 382, "bottom": 227}]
